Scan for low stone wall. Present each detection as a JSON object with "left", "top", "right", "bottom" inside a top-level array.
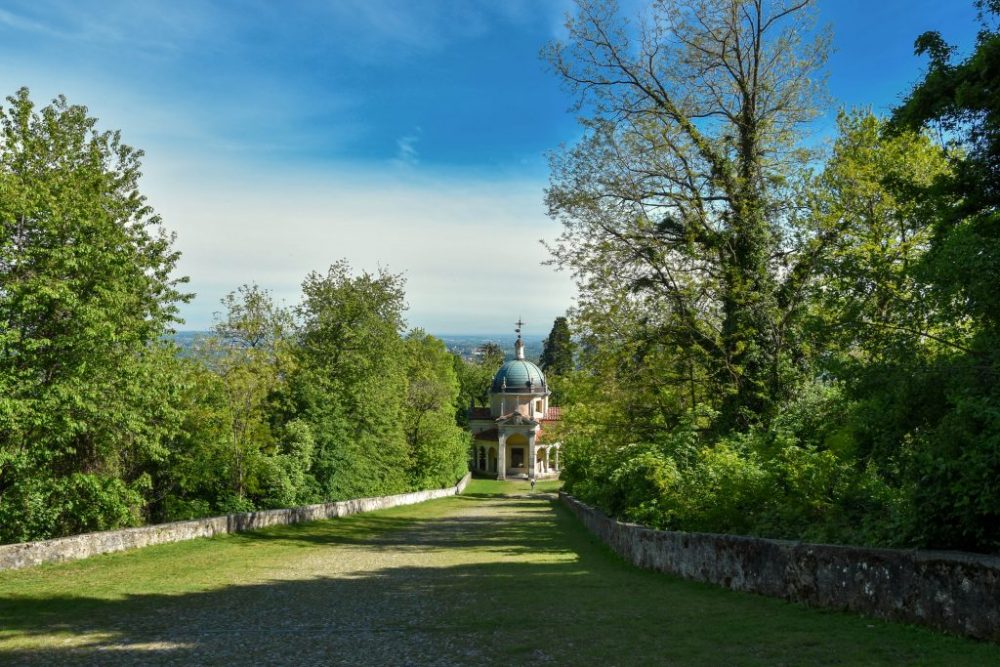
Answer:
[
  {"left": 560, "top": 492, "right": 1000, "bottom": 641},
  {"left": 0, "top": 473, "right": 471, "bottom": 572}
]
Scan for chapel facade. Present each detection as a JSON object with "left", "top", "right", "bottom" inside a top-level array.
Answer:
[{"left": 468, "top": 322, "right": 561, "bottom": 480}]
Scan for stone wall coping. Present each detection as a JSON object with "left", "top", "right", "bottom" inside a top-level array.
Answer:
[
  {"left": 0, "top": 472, "right": 471, "bottom": 572},
  {"left": 565, "top": 493, "right": 1000, "bottom": 568},
  {"left": 560, "top": 491, "right": 1000, "bottom": 641}
]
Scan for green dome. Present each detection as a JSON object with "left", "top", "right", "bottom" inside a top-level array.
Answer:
[{"left": 491, "top": 360, "right": 547, "bottom": 393}]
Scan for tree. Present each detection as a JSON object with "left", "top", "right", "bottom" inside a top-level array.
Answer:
[
  {"left": 808, "top": 111, "right": 950, "bottom": 365},
  {"left": 540, "top": 316, "right": 576, "bottom": 405},
  {"left": 878, "top": 1, "right": 1000, "bottom": 551},
  {"left": 540, "top": 316, "right": 575, "bottom": 376},
  {"left": 795, "top": 110, "right": 953, "bottom": 482},
  {"left": 545, "top": 0, "right": 828, "bottom": 430},
  {"left": 291, "top": 261, "right": 410, "bottom": 500},
  {"left": 202, "top": 285, "right": 304, "bottom": 509},
  {"left": 478, "top": 341, "right": 506, "bottom": 369},
  {"left": 452, "top": 340, "right": 506, "bottom": 428},
  {"left": 0, "top": 88, "right": 190, "bottom": 542},
  {"left": 146, "top": 353, "right": 230, "bottom": 522},
  {"left": 890, "top": 0, "right": 1000, "bottom": 335},
  {"left": 402, "top": 331, "right": 468, "bottom": 488}
]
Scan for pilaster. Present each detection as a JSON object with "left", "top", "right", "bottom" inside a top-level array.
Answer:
[
  {"left": 528, "top": 430, "right": 537, "bottom": 479},
  {"left": 497, "top": 434, "right": 507, "bottom": 480}
]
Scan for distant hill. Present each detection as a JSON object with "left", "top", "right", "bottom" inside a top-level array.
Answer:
[
  {"left": 170, "top": 331, "right": 544, "bottom": 363},
  {"left": 434, "top": 334, "right": 544, "bottom": 363},
  {"left": 170, "top": 331, "right": 212, "bottom": 358}
]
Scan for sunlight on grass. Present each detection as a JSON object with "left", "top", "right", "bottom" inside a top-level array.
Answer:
[
  {"left": 0, "top": 489, "right": 997, "bottom": 665},
  {"left": 463, "top": 477, "right": 563, "bottom": 496}
]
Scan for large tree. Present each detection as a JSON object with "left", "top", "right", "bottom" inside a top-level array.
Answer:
[
  {"left": 402, "top": 330, "right": 468, "bottom": 489},
  {"left": 202, "top": 285, "right": 308, "bottom": 510},
  {"left": 292, "top": 261, "right": 411, "bottom": 500},
  {"left": 545, "top": 0, "right": 828, "bottom": 430},
  {"left": 879, "top": 0, "right": 1000, "bottom": 550},
  {"left": 0, "top": 89, "right": 189, "bottom": 541},
  {"left": 452, "top": 346, "right": 503, "bottom": 428},
  {"left": 540, "top": 316, "right": 575, "bottom": 376},
  {"left": 808, "top": 110, "right": 950, "bottom": 368}
]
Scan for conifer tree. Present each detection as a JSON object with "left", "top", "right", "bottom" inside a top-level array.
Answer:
[{"left": 540, "top": 316, "right": 574, "bottom": 376}]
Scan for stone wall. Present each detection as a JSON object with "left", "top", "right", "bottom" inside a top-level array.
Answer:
[
  {"left": 0, "top": 473, "right": 471, "bottom": 572},
  {"left": 560, "top": 492, "right": 1000, "bottom": 641}
]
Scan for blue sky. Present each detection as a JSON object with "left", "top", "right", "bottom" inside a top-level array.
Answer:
[{"left": 0, "top": 0, "right": 986, "bottom": 334}]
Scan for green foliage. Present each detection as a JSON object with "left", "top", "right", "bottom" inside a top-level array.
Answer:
[
  {"left": 402, "top": 331, "right": 469, "bottom": 489},
  {"left": 539, "top": 316, "right": 574, "bottom": 375},
  {"left": 259, "top": 418, "right": 315, "bottom": 508},
  {"left": 539, "top": 316, "right": 574, "bottom": 405},
  {"left": 146, "top": 352, "right": 230, "bottom": 522},
  {"left": 478, "top": 342, "right": 506, "bottom": 369},
  {"left": 546, "top": 0, "right": 829, "bottom": 431},
  {"left": 562, "top": 408, "right": 903, "bottom": 547},
  {"left": 551, "top": 3, "right": 1000, "bottom": 555},
  {"left": 451, "top": 345, "right": 503, "bottom": 428},
  {"left": 806, "top": 111, "right": 951, "bottom": 362},
  {"left": 290, "top": 262, "right": 411, "bottom": 500},
  {"left": 873, "top": 2, "right": 1000, "bottom": 551},
  {"left": 202, "top": 285, "right": 302, "bottom": 507},
  {"left": 0, "top": 89, "right": 189, "bottom": 541},
  {"left": 556, "top": 105, "right": 954, "bottom": 542},
  {"left": 0, "top": 90, "right": 471, "bottom": 542}
]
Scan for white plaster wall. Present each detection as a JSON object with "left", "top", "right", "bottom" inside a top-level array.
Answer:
[{"left": 491, "top": 393, "right": 547, "bottom": 417}]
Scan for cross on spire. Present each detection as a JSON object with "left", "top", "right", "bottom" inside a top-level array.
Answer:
[{"left": 515, "top": 317, "right": 525, "bottom": 336}]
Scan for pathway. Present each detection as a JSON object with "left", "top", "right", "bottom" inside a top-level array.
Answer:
[{"left": 0, "top": 480, "right": 997, "bottom": 665}]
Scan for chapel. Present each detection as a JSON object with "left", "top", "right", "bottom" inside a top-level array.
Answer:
[{"left": 468, "top": 321, "right": 561, "bottom": 480}]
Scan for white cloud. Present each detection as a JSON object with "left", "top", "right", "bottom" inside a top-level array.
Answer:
[
  {"left": 142, "top": 155, "right": 575, "bottom": 334},
  {"left": 0, "top": 0, "right": 580, "bottom": 335},
  {"left": 0, "top": 8, "right": 62, "bottom": 37},
  {"left": 393, "top": 131, "right": 421, "bottom": 167}
]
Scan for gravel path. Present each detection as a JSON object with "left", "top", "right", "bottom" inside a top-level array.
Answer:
[
  {"left": 3, "top": 493, "right": 577, "bottom": 666},
  {"left": 5, "top": 491, "right": 1000, "bottom": 666}
]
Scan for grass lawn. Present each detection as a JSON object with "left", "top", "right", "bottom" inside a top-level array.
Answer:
[
  {"left": 464, "top": 477, "right": 564, "bottom": 495},
  {"left": 0, "top": 479, "right": 997, "bottom": 665}
]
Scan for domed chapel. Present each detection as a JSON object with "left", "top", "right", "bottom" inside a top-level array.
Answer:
[{"left": 468, "top": 321, "right": 561, "bottom": 480}]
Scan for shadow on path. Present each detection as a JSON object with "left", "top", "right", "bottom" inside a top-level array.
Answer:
[{"left": 1, "top": 495, "right": 997, "bottom": 666}]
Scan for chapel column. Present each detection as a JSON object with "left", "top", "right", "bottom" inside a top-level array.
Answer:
[
  {"left": 497, "top": 434, "right": 507, "bottom": 480},
  {"left": 528, "top": 431, "right": 537, "bottom": 480}
]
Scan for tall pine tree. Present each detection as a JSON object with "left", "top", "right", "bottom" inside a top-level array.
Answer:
[{"left": 540, "top": 317, "right": 574, "bottom": 376}]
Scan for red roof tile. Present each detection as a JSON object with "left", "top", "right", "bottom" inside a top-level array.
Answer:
[
  {"left": 544, "top": 406, "right": 562, "bottom": 420},
  {"left": 473, "top": 428, "right": 499, "bottom": 441}
]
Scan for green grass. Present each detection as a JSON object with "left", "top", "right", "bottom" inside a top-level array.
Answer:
[
  {"left": 0, "top": 486, "right": 997, "bottom": 665},
  {"left": 463, "top": 477, "right": 564, "bottom": 496}
]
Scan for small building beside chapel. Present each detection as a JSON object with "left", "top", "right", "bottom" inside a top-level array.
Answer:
[{"left": 468, "top": 324, "right": 561, "bottom": 480}]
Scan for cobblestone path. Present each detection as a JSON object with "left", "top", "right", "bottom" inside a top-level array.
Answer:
[{"left": 1, "top": 485, "right": 998, "bottom": 666}]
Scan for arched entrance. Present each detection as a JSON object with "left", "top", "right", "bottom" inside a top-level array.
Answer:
[{"left": 506, "top": 434, "right": 528, "bottom": 474}]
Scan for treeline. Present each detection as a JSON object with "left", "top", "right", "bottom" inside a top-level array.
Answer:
[
  {"left": 0, "top": 89, "right": 471, "bottom": 544},
  {"left": 547, "top": 1, "right": 1000, "bottom": 553}
]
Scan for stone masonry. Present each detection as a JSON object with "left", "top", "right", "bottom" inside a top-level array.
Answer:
[
  {"left": 0, "top": 474, "right": 470, "bottom": 572},
  {"left": 561, "top": 492, "right": 1000, "bottom": 641}
]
